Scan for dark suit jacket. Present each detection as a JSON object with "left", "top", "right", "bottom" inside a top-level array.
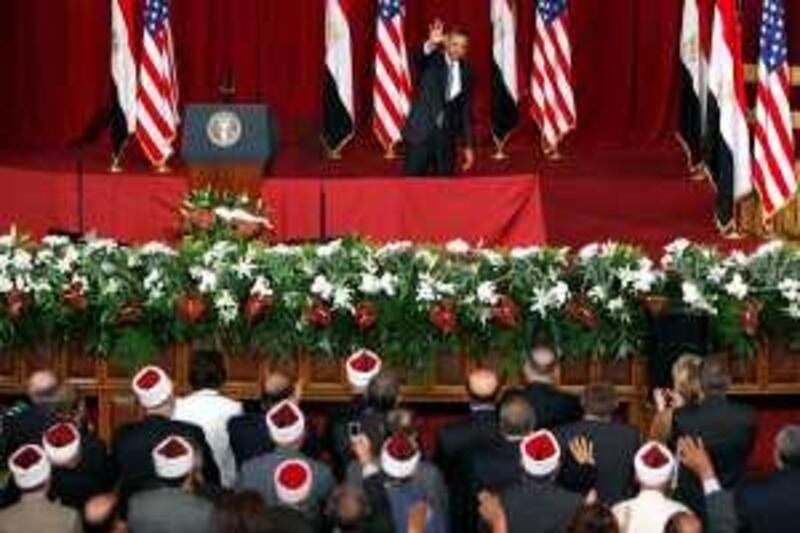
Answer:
[
  {"left": 501, "top": 478, "right": 583, "bottom": 533},
  {"left": 522, "top": 382, "right": 583, "bottom": 430},
  {"left": 435, "top": 407, "right": 498, "bottom": 533},
  {"left": 112, "top": 415, "right": 220, "bottom": 504},
  {"left": 736, "top": 469, "right": 800, "bottom": 533},
  {"left": 556, "top": 419, "right": 641, "bottom": 504},
  {"left": 467, "top": 436, "right": 524, "bottom": 492},
  {"left": 51, "top": 430, "right": 117, "bottom": 511},
  {"left": 671, "top": 396, "right": 756, "bottom": 514},
  {"left": 227, "top": 410, "right": 321, "bottom": 470},
  {"left": 403, "top": 48, "right": 473, "bottom": 146}
]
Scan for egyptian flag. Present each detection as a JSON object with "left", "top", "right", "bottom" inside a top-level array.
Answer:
[
  {"left": 110, "top": 0, "right": 137, "bottom": 157},
  {"left": 678, "top": 0, "right": 709, "bottom": 169},
  {"left": 322, "top": 0, "right": 355, "bottom": 156},
  {"left": 706, "top": 0, "right": 752, "bottom": 230},
  {"left": 491, "top": 0, "right": 519, "bottom": 147}
]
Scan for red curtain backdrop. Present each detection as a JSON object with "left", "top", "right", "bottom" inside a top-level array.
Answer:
[{"left": 1, "top": 1, "right": 797, "bottom": 152}]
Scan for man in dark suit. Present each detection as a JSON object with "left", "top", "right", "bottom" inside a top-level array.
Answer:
[
  {"left": 468, "top": 388, "right": 535, "bottom": 492},
  {"left": 112, "top": 366, "right": 219, "bottom": 506},
  {"left": 737, "top": 425, "right": 800, "bottom": 533},
  {"left": 435, "top": 368, "right": 500, "bottom": 533},
  {"left": 403, "top": 19, "right": 475, "bottom": 176},
  {"left": 557, "top": 382, "right": 640, "bottom": 505},
  {"left": 671, "top": 357, "right": 756, "bottom": 516},
  {"left": 521, "top": 344, "right": 582, "bottom": 429}
]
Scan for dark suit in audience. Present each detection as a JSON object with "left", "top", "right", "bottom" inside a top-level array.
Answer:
[
  {"left": 50, "top": 430, "right": 117, "bottom": 511},
  {"left": 672, "top": 396, "right": 756, "bottom": 514},
  {"left": 737, "top": 468, "right": 800, "bottom": 533},
  {"left": 112, "top": 415, "right": 220, "bottom": 504},
  {"left": 127, "top": 486, "right": 214, "bottom": 533},
  {"left": 522, "top": 382, "right": 582, "bottom": 430},
  {"left": 556, "top": 384, "right": 640, "bottom": 505},
  {"left": 500, "top": 478, "right": 583, "bottom": 533}
]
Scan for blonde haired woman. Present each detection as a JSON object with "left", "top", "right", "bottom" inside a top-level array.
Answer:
[{"left": 648, "top": 354, "right": 703, "bottom": 443}]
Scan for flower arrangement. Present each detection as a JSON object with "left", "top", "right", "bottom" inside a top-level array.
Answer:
[
  {"left": 0, "top": 230, "right": 798, "bottom": 369},
  {"left": 182, "top": 187, "right": 273, "bottom": 242}
]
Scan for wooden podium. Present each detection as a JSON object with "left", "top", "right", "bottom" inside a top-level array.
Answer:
[{"left": 181, "top": 104, "right": 276, "bottom": 195}]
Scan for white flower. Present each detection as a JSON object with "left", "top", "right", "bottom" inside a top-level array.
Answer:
[
  {"left": 587, "top": 285, "right": 608, "bottom": 302},
  {"left": 530, "top": 281, "right": 570, "bottom": 317},
  {"left": 11, "top": 250, "right": 32, "bottom": 271},
  {"left": 139, "top": 241, "right": 176, "bottom": 256},
  {"left": 0, "top": 275, "right": 12, "bottom": 293},
  {"left": 102, "top": 278, "right": 122, "bottom": 296},
  {"left": 85, "top": 238, "right": 118, "bottom": 254},
  {"left": 476, "top": 281, "right": 499, "bottom": 306},
  {"left": 578, "top": 243, "right": 600, "bottom": 261},
  {"left": 753, "top": 240, "right": 784, "bottom": 258},
  {"left": 189, "top": 267, "right": 218, "bottom": 294},
  {"left": 333, "top": 285, "right": 354, "bottom": 310},
  {"left": 727, "top": 250, "right": 748, "bottom": 266},
  {"left": 251, "top": 276, "right": 273, "bottom": 298},
  {"left": 436, "top": 281, "right": 456, "bottom": 296},
  {"left": 267, "top": 244, "right": 300, "bottom": 256},
  {"left": 665, "top": 238, "right": 691, "bottom": 256},
  {"left": 359, "top": 273, "right": 382, "bottom": 295},
  {"left": 445, "top": 239, "right": 471, "bottom": 255},
  {"left": 724, "top": 273, "right": 749, "bottom": 300},
  {"left": 379, "top": 273, "right": 398, "bottom": 297},
  {"left": 214, "top": 290, "right": 239, "bottom": 324},
  {"left": 316, "top": 240, "right": 342, "bottom": 258},
  {"left": 778, "top": 278, "right": 800, "bottom": 302},
  {"left": 42, "top": 235, "right": 70, "bottom": 247},
  {"left": 232, "top": 257, "right": 256, "bottom": 280},
  {"left": 681, "top": 281, "right": 716, "bottom": 314},
  {"left": 415, "top": 249, "right": 438, "bottom": 268},
  {"left": 416, "top": 275, "right": 437, "bottom": 303},
  {"left": 708, "top": 266, "right": 728, "bottom": 284},
  {"left": 787, "top": 303, "right": 800, "bottom": 319},
  {"left": 607, "top": 297, "right": 625, "bottom": 313},
  {"left": 310, "top": 275, "right": 334, "bottom": 301},
  {"left": 480, "top": 249, "right": 505, "bottom": 266},
  {"left": 510, "top": 246, "right": 540, "bottom": 260},
  {"left": 377, "top": 241, "right": 412, "bottom": 257}
]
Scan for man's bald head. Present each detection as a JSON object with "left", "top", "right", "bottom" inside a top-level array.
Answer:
[
  {"left": 260, "top": 370, "right": 296, "bottom": 408},
  {"left": 665, "top": 512, "right": 702, "bottom": 533},
  {"left": 27, "top": 370, "right": 59, "bottom": 405},
  {"left": 467, "top": 368, "right": 500, "bottom": 404}
]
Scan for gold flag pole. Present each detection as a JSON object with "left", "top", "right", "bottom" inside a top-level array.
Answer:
[
  {"left": 109, "top": 138, "right": 129, "bottom": 173},
  {"left": 492, "top": 135, "right": 510, "bottom": 160}
]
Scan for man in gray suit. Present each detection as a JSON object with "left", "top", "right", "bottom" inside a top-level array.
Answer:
[
  {"left": 237, "top": 400, "right": 334, "bottom": 525},
  {"left": 127, "top": 435, "right": 214, "bottom": 533}
]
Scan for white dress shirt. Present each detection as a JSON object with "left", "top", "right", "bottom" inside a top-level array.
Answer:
[
  {"left": 612, "top": 489, "right": 690, "bottom": 533},
  {"left": 173, "top": 389, "right": 242, "bottom": 488}
]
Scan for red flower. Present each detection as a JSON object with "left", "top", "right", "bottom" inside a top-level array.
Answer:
[
  {"left": 63, "top": 282, "right": 87, "bottom": 312},
  {"left": 188, "top": 208, "right": 215, "bottom": 231},
  {"left": 739, "top": 299, "right": 763, "bottom": 337},
  {"left": 244, "top": 295, "right": 273, "bottom": 324},
  {"left": 233, "top": 220, "right": 262, "bottom": 240},
  {"left": 565, "top": 296, "right": 598, "bottom": 329},
  {"left": 354, "top": 301, "right": 377, "bottom": 331},
  {"left": 306, "top": 301, "right": 332, "bottom": 329},
  {"left": 429, "top": 301, "right": 458, "bottom": 334},
  {"left": 491, "top": 296, "right": 519, "bottom": 329},
  {"left": 6, "top": 289, "right": 27, "bottom": 320},
  {"left": 177, "top": 294, "right": 206, "bottom": 324}
]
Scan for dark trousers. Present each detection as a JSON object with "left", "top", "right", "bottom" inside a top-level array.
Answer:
[{"left": 404, "top": 127, "right": 455, "bottom": 176}]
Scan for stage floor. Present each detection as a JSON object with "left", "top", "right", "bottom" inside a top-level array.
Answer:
[{"left": 0, "top": 140, "right": 756, "bottom": 254}]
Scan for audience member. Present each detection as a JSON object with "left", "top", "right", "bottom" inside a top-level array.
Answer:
[
  {"left": 737, "top": 424, "right": 800, "bottom": 533},
  {"left": 0, "top": 444, "right": 83, "bottom": 533},
  {"left": 567, "top": 504, "right": 620, "bottom": 533},
  {"left": 237, "top": 399, "right": 334, "bottom": 526},
  {"left": 330, "top": 366, "right": 399, "bottom": 478},
  {"left": 557, "top": 382, "right": 640, "bottom": 504},
  {"left": 325, "top": 482, "right": 395, "bottom": 533},
  {"left": 435, "top": 368, "right": 500, "bottom": 533},
  {"left": 43, "top": 421, "right": 116, "bottom": 514},
  {"left": 468, "top": 388, "right": 535, "bottom": 491},
  {"left": 127, "top": 435, "right": 215, "bottom": 533},
  {"left": 112, "top": 365, "right": 220, "bottom": 503},
  {"left": 5, "top": 370, "right": 69, "bottom": 451},
  {"left": 671, "top": 357, "right": 756, "bottom": 515},
  {"left": 649, "top": 354, "right": 704, "bottom": 443},
  {"left": 490, "top": 430, "right": 592, "bottom": 533},
  {"left": 612, "top": 441, "right": 688, "bottom": 533},
  {"left": 228, "top": 368, "right": 317, "bottom": 469},
  {"left": 521, "top": 344, "right": 582, "bottom": 429},
  {"left": 174, "top": 349, "right": 243, "bottom": 488}
]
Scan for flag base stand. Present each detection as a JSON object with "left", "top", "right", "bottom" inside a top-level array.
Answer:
[
  {"left": 492, "top": 148, "right": 509, "bottom": 160},
  {"left": 326, "top": 150, "right": 343, "bottom": 161},
  {"left": 689, "top": 168, "right": 706, "bottom": 181},
  {"left": 153, "top": 163, "right": 172, "bottom": 174},
  {"left": 383, "top": 146, "right": 397, "bottom": 160},
  {"left": 543, "top": 149, "right": 563, "bottom": 161},
  {"left": 108, "top": 155, "right": 124, "bottom": 174}
]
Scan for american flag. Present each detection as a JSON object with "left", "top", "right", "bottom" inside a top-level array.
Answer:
[
  {"left": 530, "top": 0, "right": 575, "bottom": 153},
  {"left": 373, "top": 0, "right": 412, "bottom": 151},
  {"left": 752, "top": 0, "right": 796, "bottom": 218},
  {"left": 136, "top": 0, "right": 180, "bottom": 167}
]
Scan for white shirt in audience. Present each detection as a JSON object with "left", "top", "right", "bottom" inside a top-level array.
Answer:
[
  {"left": 174, "top": 388, "right": 242, "bottom": 488},
  {"left": 612, "top": 489, "right": 689, "bottom": 533}
]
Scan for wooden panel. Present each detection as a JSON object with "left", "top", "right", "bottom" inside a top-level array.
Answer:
[
  {"left": 767, "top": 337, "right": 800, "bottom": 384},
  {"left": 0, "top": 349, "right": 19, "bottom": 385},
  {"left": 63, "top": 343, "right": 98, "bottom": 383},
  {"left": 559, "top": 359, "right": 591, "bottom": 386},
  {"left": 435, "top": 352, "right": 466, "bottom": 387},
  {"left": 226, "top": 352, "right": 264, "bottom": 383}
]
